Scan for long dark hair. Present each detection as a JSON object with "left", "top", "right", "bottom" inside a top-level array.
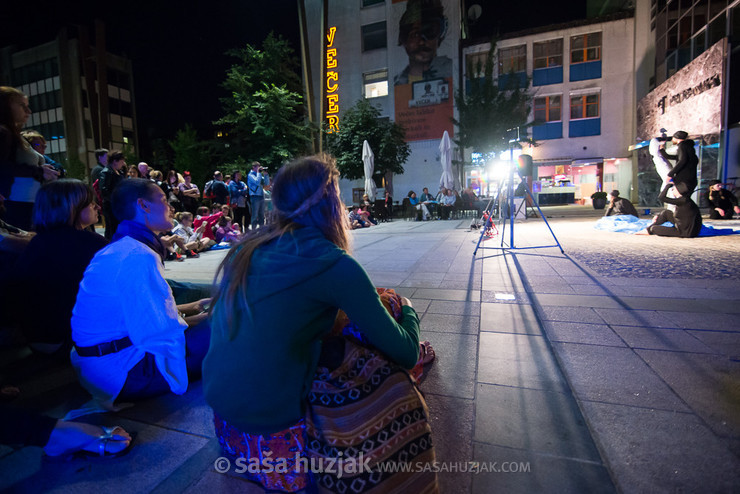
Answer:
[{"left": 212, "top": 154, "right": 350, "bottom": 339}]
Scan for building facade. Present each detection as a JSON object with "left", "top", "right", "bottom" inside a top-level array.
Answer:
[
  {"left": 462, "top": 13, "right": 636, "bottom": 205},
  {"left": 634, "top": 0, "right": 739, "bottom": 206},
  {"left": 302, "top": 0, "right": 461, "bottom": 204},
  {"left": 0, "top": 25, "right": 138, "bottom": 180}
]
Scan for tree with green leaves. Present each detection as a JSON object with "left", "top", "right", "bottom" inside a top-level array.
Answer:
[
  {"left": 325, "top": 99, "right": 410, "bottom": 181},
  {"left": 168, "top": 124, "right": 211, "bottom": 188},
  {"left": 216, "top": 33, "right": 311, "bottom": 169},
  {"left": 452, "top": 44, "right": 532, "bottom": 163}
]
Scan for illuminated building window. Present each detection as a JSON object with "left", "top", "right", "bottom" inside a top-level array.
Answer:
[
  {"left": 363, "top": 70, "right": 388, "bottom": 98},
  {"left": 534, "top": 95, "right": 561, "bottom": 122},
  {"left": 570, "top": 32, "right": 602, "bottom": 63},
  {"left": 362, "top": 21, "right": 387, "bottom": 52},
  {"left": 570, "top": 93, "right": 600, "bottom": 119},
  {"left": 534, "top": 39, "right": 563, "bottom": 68}
]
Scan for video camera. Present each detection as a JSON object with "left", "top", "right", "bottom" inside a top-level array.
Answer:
[{"left": 656, "top": 128, "right": 671, "bottom": 142}]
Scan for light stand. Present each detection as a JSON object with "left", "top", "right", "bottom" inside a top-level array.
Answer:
[{"left": 473, "top": 128, "right": 564, "bottom": 256}]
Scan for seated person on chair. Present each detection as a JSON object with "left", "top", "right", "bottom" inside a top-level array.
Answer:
[
  {"left": 71, "top": 178, "right": 211, "bottom": 412},
  {"left": 407, "top": 191, "right": 430, "bottom": 221},
  {"left": 604, "top": 190, "right": 639, "bottom": 217},
  {"left": 439, "top": 188, "right": 456, "bottom": 219}
]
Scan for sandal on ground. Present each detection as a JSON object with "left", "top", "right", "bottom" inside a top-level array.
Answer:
[
  {"left": 419, "top": 341, "right": 436, "bottom": 366},
  {"left": 45, "top": 425, "right": 135, "bottom": 462}
]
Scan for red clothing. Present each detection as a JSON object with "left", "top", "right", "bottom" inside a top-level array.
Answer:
[{"left": 193, "top": 212, "right": 223, "bottom": 241}]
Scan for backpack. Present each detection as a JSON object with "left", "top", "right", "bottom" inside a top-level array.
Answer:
[{"left": 204, "top": 180, "right": 214, "bottom": 199}]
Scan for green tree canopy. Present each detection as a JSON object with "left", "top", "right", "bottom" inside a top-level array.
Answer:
[
  {"left": 168, "top": 124, "right": 211, "bottom": 187},
  {"left": 216, "top": 33, "right": 311, "bottom": 169},
  {"left": 326, "top": 99, "right": 410, "bottom": 181},
  {"left": 452, "top": 44, "right": 532, "bottom": 163}
]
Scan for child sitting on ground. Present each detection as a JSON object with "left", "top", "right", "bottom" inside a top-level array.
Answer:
[
  {"left": 173, "top": 212, "right": 216, "bottom": 253},
  {"left": 348, "top": 207, "right": 371, "bottom": 229},
  {"left": 215, "top": 216, "right": 242, "bottom": 243}
]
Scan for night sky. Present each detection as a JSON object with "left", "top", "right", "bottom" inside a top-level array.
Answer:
[{"left": 1, "top": 0, "right": 586, "bottom": 155}]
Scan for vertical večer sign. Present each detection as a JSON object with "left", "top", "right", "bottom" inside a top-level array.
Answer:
[{"left": 326, "top": 26, "right": 339, "bottom": 134}]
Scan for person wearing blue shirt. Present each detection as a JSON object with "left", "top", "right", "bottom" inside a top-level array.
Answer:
[
  {"left": 247, "top": 161, "right": 270, "bottom": 230},
  {"left": 228, "top": 170, "right": 249, "bottom": 230}
]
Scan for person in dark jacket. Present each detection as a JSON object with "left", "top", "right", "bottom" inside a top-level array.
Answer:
[
  {"left": 647, "top": 183, "right": 702, "bottom": 238},
  {"left": 659, "top": 130, "right": 698, "bottom": 196},
  {"left": 10, "top": 179, "right": 107, "bottom": 355},
  {"left": 99, "top": 150, "right": 126, "bottom": 239},
  {"left": 707, "top": 180, "right": 740, "bottom": 219},
  {"left": 604, "top": 190, "right": 639, "bottom": 217}
]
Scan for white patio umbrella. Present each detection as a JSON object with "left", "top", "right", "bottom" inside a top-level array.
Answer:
[
  {"left": 362, "top": 140, "right": 377, "bottom": 200},
  {"left": 439, "top": 130, "right": 454, "bottom": 191}
]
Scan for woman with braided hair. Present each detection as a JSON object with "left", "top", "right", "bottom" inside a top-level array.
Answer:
[{"left": 203, "top": 154, "right": 436, "bottom": 492}]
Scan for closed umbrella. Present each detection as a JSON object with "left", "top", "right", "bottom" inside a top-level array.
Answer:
[
  {"left": 362, "top": 140, "right": 377, "bottom": 200},
  {"left": 439, "top": 130, "right": 454, "bottom": 191}
]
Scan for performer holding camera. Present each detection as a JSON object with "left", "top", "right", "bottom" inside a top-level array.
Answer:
[
  {"left": 247, "top": 161, "right": 270, "bottom": 230},
  {"left": 659, "top": 130, "right": 698, "bottom": 196}
]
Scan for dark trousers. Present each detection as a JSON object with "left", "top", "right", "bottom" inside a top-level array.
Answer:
[
  {"left": 647, "top": 210, "right": 682, "bottom": 237},
  {"left": 117, "top": 320, "right": 211, "bottom": 401},
  {"left": 102, "top": 202, "right": 118, "bottom": 240},
  {"left": 233, "top": 206, "right": 249, "bottom": 230},
  {"left": 709, "top": 208, "right": 733, "bottom": 219}
]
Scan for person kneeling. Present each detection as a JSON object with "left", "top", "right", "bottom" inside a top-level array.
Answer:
[{"left": 71, "top": 178, "right": 211, "bottom": 413}]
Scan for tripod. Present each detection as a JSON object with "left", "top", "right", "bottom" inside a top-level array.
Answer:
[{"left": 474, "top": 158, "right": 564, "bottom": 256}]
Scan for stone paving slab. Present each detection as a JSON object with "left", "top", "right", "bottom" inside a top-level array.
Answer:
[
  {"left": 472, "top": 443, "right": 615, "bottom": 494},
  {"left": 7, "top": 215, "right": 739, "bottom": 492}
]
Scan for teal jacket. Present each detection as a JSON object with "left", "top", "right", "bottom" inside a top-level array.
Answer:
[{"left": 203, "top": 226, "right": 420, "bottom": 435}]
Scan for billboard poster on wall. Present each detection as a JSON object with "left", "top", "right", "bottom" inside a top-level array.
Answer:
[{"left": 391, "top": 0, "right": 456, "bottom": 142}]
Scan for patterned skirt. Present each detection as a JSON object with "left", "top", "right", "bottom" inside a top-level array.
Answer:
[{"left": 214, "top": 288, "right": 438, "bottom": 493}]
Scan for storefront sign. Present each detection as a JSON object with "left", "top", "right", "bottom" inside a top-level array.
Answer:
[
  {"left": 637, "top": 40, "right": 724, "bottom": 139},
  {"left": 326, "top": 26, "right": 339, "bottom": 134}
]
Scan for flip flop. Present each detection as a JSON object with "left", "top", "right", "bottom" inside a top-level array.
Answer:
[
  {"left": 419, "top": 341, "right": 436, "bottom": 366},
  {"left": 78, "top": 426, "right": 135, "bottom": 459},
  {"left": 45, "top": 426, "right": 135, "bottom": 462}
]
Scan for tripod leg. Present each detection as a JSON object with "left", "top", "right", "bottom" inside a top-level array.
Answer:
[{"left": 524, "top": 186, "right": 564, "bottom": 253}]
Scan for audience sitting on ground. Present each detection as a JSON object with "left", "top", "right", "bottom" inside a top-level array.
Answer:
[
  {"left": 604, "top": 190, "right": 639, "bottom": 217},
  {"left": 215, "top": 215, "right": 243, "bottom": 243},
  {"left": 407, "top": 190, "right": 430, "bottom": 221},
  {"left": 202, "top": 154, "right": 435, "bottom": 492},
  {"left": 360, "top": 193, "right": 378, "bottom": 225},
  {"left": 439, "top": 188, "right": 456, "bottom": 219},
  {"left": 348, "top": 206, "right": 371, "bottom": 229},
  {"left": 193, "top": 206, "right": 223, "bottom": 243},
  {"left": 173, "top": 212, "right": 215, "bottom": 253},
  {"left": 70, "top": 178, "right": 211, "bottom": 413},
  {"left": 707, "top": 180, "right": 740, "bottom": 219},
  {"left": 9, "top": 179, "right": 107, "bottom": 356}
]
